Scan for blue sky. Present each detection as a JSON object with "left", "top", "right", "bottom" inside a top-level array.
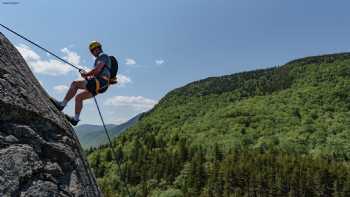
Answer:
[{"left": 1, "top": 0, "right": 350, "bottom": 125}]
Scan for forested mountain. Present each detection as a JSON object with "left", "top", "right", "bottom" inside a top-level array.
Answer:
[{"left": 88, "top": 53, "right": 350, "bottom": 197}]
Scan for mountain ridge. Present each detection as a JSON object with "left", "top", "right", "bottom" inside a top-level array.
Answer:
[{"left": 161, "top": 52, "right": 350, "bottom": 101}]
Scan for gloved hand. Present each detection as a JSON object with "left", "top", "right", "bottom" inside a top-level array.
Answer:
[
  {"left": 110, "top": 77, "right": 118, "bottom": 85},
  {"left": 79, "top": 69, "right": 88, "bottom": 78}
]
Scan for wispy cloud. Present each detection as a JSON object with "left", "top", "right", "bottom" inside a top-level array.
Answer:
[
  {"left": 155, "top": 59, "right": 165, "bottom": 65},
  {"left": 53, "top": 85, "right": 69, "bottom": 93},
  {"left": 16, "top": 44, "right": 82, "bottom": 76},
  {"left": 111, "top": 117, "right": 129, "bottom": 124},
  {"left": 61, "top": 48, "right": 81, "bottom": 66},
  {"left": 125, "top": 58, "right": 136, "bottom": 65},
  {"left": 16, "top": 44, "right": 40, "bottom": 61},
  {"left": 104, "top": 96, "right": 157, "bottom": 111},
  {"left": 117, "top": 74, "right": 132, "bottom": 86}
]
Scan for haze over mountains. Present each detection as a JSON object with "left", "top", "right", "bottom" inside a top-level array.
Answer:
[{"left": 75, "top": 113, "right": 143, "bottom": 149}]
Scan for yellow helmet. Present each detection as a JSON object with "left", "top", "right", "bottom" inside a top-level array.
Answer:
[{"left": 89, "top": 41, "right": 102, "bottom": 51}]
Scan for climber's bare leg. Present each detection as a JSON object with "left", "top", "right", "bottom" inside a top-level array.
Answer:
[
  {"left": 75, "top": 90, "right": 93, "bottom": 115},
  {"left": 63, "top": 80, "right": 86, "bottom": 103}
]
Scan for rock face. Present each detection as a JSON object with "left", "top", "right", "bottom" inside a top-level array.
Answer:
[{"left": 0, "top": 33, "right": 102, "bottom": 196}]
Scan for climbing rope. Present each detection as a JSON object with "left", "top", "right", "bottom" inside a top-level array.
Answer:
[
  {"left": 93, "top": 97, "right": 132, "bottom": 196},
  {"left": 0, "top": 23, "right": 132, "bottom": 197}
]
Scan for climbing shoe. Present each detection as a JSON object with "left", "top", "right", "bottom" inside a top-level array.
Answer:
[
  {"left": 65, "top": 114, "right": 80, "bottom": 126},
  {"left": 49, "top": 97, "right": 65, "bottom": 111}
]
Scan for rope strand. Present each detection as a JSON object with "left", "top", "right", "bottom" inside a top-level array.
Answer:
[{"left": 93, "top": 97, "right": 132, "bottom": 197}]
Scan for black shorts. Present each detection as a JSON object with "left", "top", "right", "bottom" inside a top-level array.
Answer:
[{"left": 86, "top": 77, "right": 109, "bottom": 96}]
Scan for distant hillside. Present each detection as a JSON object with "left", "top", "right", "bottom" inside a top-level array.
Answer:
[
  {"left": 75, "top": 113, "right": 142, "bottom": 149},
  {"left": 74, "top": 124, "right": 116, "bottom": 149},
  {"left": 88, "top": 53, "right": 350, "bottom": 196}
]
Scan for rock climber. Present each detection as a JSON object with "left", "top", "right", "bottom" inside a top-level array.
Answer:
[{"left": 52, "top": 41, "right": 114, "bottom": 126}]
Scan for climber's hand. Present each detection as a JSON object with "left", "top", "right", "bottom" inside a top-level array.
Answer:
[
  {"left": 110, "top": 77, "right": 118, "bottom": 85},
  {"left": 80, "top": 70, "right": 88, "bottom": 78}
]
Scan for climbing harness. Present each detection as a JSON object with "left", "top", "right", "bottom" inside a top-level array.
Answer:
[{"left": 0, "top": 23, "right": 132, "bottom": 197}]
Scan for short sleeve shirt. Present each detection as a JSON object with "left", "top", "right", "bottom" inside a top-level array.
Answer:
[{"left": 94, "top": 53, "right": 111, "bottom": 78}]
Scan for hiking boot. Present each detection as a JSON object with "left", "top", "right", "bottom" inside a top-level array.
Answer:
[
  {"left": 65, "top": 114, "right": 80, "bottom": 126},
  {"left": 56, "top": 103, "right": 65, "bottom": 111},
  {"left": 49, "top": 97, "right": 65, "bottom": 111}
]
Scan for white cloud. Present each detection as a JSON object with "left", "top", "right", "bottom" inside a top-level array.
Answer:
[
  {"left": 155, "top": 59, "right": 165, "bottom": 65},
  {"left": 104, "top": 96, "right": 157, "bottom": 111},
  {"left": 117, "top": 74, "right": 132, "bottom": 86},
  {"left": 16, "top": 44, "right": 82, "bottom": 76},
  {"left": 53, "top": 85, "right": 69, "bottom": 93},
  {"left": 61, "top": 48, "right": 81, "bottom": 66},
  {"left": 32, "top": 59, "right": 73, "bottom": 76},
  {"left": 16, "top": 44, "right": 40, "bottom": 61},
  {"left": 125, "top": 58, "right": 136, "bottom": 65}
]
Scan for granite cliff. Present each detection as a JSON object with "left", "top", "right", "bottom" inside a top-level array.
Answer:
[{"left": 0, "top": 32, "right": 102, "bottom": 197}]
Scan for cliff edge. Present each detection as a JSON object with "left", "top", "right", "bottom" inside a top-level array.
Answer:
[{"left": 0, "top": 32, "right": 102, "bottom": 197}]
